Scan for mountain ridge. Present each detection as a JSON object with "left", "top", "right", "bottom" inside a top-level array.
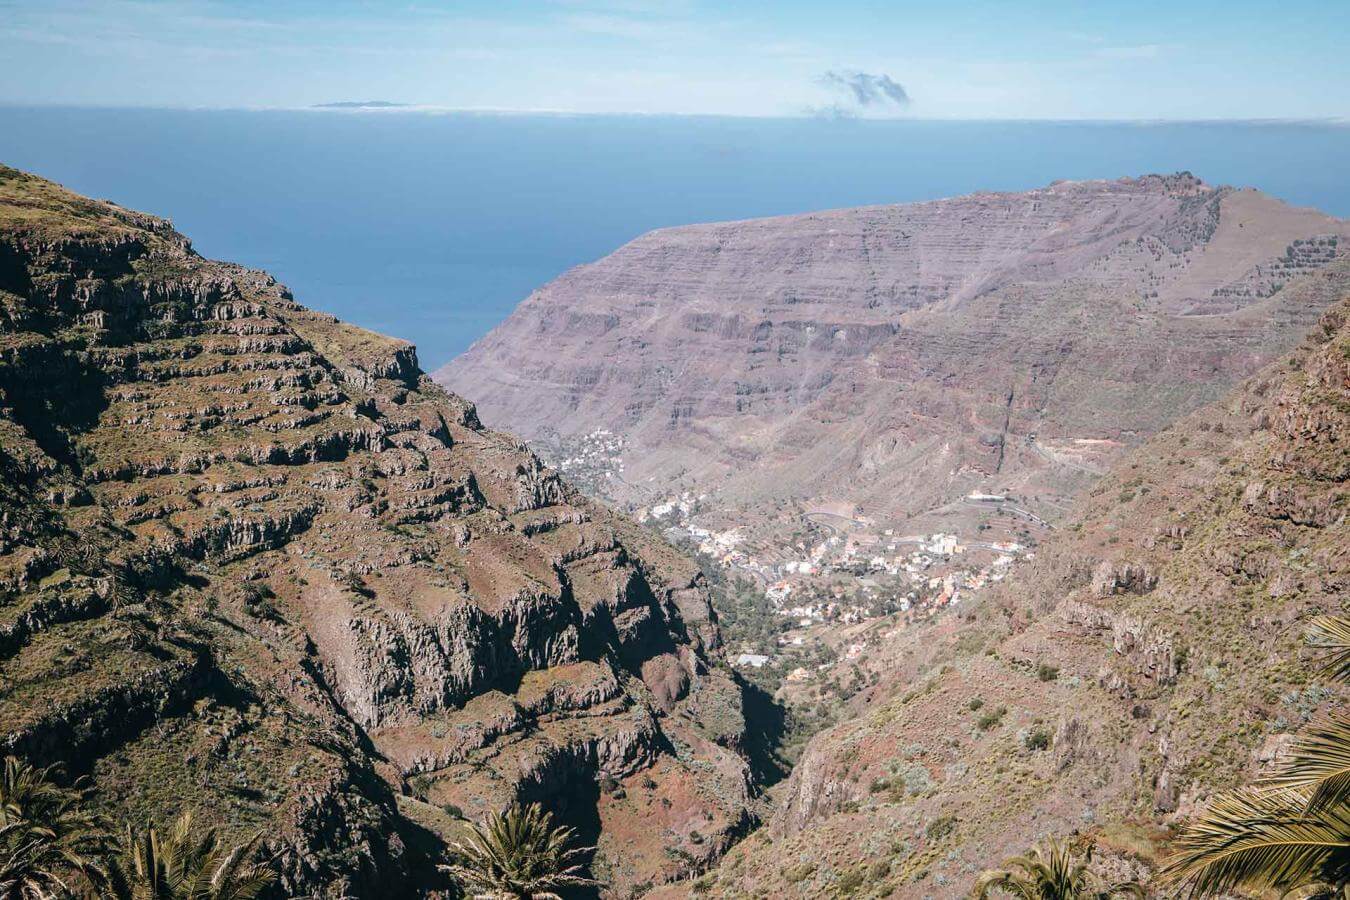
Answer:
[
  {"left": 438, "top": 174, "right": 1349, "bottom": 546},
  {"left": 0, "top": 164, "right": 757, "bottom": 897}
]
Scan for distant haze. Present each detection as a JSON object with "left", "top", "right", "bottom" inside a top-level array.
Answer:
[
  {"left": 0, "top": 108, "right": 1347, "bottom": 369},
  {"left": 313, "top": 101, "right": 409, "bottom": 109},
  {"left": 2, "top": 0, "right": 1347, "bottom": 119}
]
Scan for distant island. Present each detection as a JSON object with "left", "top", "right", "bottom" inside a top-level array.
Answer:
[{"left": 312, "top": 100, "right": 408, "bottom": 109}]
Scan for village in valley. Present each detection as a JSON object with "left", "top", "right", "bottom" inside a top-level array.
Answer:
[{"left": 537, "top": 429, "right": 1040, "bottom": 714}]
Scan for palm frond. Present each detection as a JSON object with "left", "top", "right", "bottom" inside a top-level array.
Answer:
[
  {"left": 972, "top": 868, "right": 1039, "bottom": 899},
  {"left": 441, "top": 802, "right": 600, "bottom": 898},
  {"left": 0, "top": 756, "right": 109, "bottom": 898},
  {"left": 207, "top": 832, "right": 275, "bottom": 900},
  {"left": 972, "top": 838, "right": 1140, "bottom": 899},
  {"left": 1160, "top": 785, "right": 1350, "bottom": 897},
  {"left": 1262, "top": 712, "right": 1350, "bottom": 815},
  {"left": 1308, "top": 616, "right": 1350, "bottom": 684},
  {"left": 93, "top": 810, "right": 276, "bottom": 900}
]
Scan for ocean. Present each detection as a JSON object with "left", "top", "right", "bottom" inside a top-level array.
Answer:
[{"left": 1, "top": 107, "right": 1347, "bottom": 369}]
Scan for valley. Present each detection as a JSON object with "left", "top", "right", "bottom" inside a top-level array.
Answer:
[
  {"left": 663, "top": 283, "right": 1350, "bottom": 897},
  {"left": 1, "top": 162, "right": 1347, "bottom": 900},
  {"left": 533, "top": 425, "right": 1038, "bottom": 756},
  {"left": 4, "top": 0, "right": 1350, "bottom": 896},
  {"left": 448, "top": 178, "right": 1350, "bottom": 806}
]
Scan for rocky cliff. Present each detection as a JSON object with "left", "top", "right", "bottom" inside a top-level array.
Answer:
[
  {"left": 652, "top": 275, "right": 1350, "bottom": 897},
  {"left": 439, "top": 174, "right": 1349, "bottom": 536},
  {"left": 0, "top": 165, "right": 755, "bottom": 898}
]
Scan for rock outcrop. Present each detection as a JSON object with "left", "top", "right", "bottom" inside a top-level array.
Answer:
[
  {"left": 439, "top": 174, "right": 1350, "bottom": 535},
  {"left": 0, "top": 165, "right": 754, "bottom": 897},
  {"left": 654, "top": 284, "right": 1350, "bottom": 898}
]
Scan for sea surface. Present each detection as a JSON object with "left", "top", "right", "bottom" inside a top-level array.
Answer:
[{"left": 1, "top": 108, "right": 1347, "bottom": 369}]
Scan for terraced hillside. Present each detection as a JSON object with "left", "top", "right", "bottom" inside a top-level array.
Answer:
[
  {"left": 654, "top": 269, "right": 1350, "bottom": 897},
  {"left": 0, "top": 166, "right": 756, "bottom": 898}
]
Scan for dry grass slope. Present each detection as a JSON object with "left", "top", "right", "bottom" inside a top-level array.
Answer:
[{"left": 657, "top": 287, "right": 1349, "bottom": 897}]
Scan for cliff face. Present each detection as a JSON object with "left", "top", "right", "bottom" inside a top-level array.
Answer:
[
  {"left": 656, "top": 286, "right": 1350, "bottom": 897},
  {"left": 0, "top": 166, "right": 754, "bottom": 897},
  {"left": 439, "top": 174, "right": 1349, "bottom": 533}
]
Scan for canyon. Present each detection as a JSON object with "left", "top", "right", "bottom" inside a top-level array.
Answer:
[
  {"left": 4, "top": 162, "right": 1349, "bottom": 899},
  {"left": 655, "top": 265, "right": 1350, "bottom": 898},
  {"left": 440, "top": 173, "right": 1350, "bottom": 895}
]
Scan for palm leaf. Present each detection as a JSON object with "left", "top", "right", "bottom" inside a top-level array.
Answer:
[
  {"left": 972, "top": 867, "right": 1040, "bottom": 899},
  {"left": 972, "top": 838, "right": 1141, "bottom": 899},
  {"left": 440, "top": 802, "right": 600, "bottom": 898},
  {"left": 92, "top": 811, "right": 276, "bottom": 900},
  {"left": 1262, "top": 712, "right": 1350, "bottom": 815},
  {"left": 0, "top": 756, "right": 109, "bottom": 898},
  {"left": 206, "top": 832, "right": 275, "bottom": 900},
  {"left": 1160, "top": 785, "right": 1350, "bottom": 897},
  {"left": 1307, "top": 616, "right": 1350, "bottom": 684}
]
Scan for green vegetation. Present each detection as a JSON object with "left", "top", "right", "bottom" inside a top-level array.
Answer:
[
  {"left": 694, "top": 560, "right": 784, "bottom": 662},
  {"left": 0, "top": 164, "right": 147, "bottom": 241},
  {"left": 974, "top": 838, "right": 1142, "bottom": 899},
  {"left": 781, "top": 861, "right": 816, "bottom": 883},
  {"left": 0, "top": 755, "right": 274, "bottom": 900},
  {"left": 0, "top": 756, "right": 105, "bottom": 898},
  {"left": 1024, "top": 727, "right": 1052, "bottom": 752},
  {"left": 977, "top": 705, "right": 1008, "bottom": 732},
  {"left": 1162, "top": 615, "right": 1350, "bottom": 896},
  {"left": 440, "top": 802, "right": 601, "bottom": 899},
  {"left": 408, "top": 774, "right": 434, "bottom": 802},
  {"left": 835, "top": 864, "right": 866, "bottom": 893},
  {"left": 94, "top": 812, "right": 275, "bottom": 900},
  {"left": 685, "top": 547, "right": 834, "bottom": 767},
  {"left": 925, "top": 814, "right": 957, "bottom": 841}
]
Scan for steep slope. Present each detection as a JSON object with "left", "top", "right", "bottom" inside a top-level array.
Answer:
[
  {"left": 0, "top": 165, "right": 754, "bottom": 898},
  {"left": 439, "top": 174, "right": 1348, "bottom": 538},
  {"left": 656, "top": 274, "right": 1350, "bottom": 896}
]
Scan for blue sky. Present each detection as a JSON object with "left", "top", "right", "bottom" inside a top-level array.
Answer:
[{"left": 2, "top": 0, "right": 1347, "bottom": 119}]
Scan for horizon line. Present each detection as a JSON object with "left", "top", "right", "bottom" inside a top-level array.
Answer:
[{"left": 1, "top": 102, "right": 1347, "bottom": 127}]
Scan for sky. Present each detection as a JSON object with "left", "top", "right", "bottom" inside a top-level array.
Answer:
[{"left": 1, "top": 0, "right": 1347, "bottom": 120}]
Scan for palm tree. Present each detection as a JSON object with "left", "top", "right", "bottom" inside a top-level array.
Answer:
[
  {"left": 973, "top": 838, "right": 1143, "bottom": 899},
  {"left": 93, "top": 811, "right": 275, "bottom": 900},
  {"left": 1161, "top": 614, "right": 1350, "bottom": 897},
  {"left": 440, "top": 802, "right": 600, "bottom": 900},
  {"left": 0, "top": 755, "right": 107, "bottom": 899}
]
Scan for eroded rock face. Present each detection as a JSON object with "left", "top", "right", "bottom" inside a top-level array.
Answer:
[
  {"left": 659, "top": 293, "right": 1349, "bottom": 898},
  {"left": 0, "top": 166, "right": 753, "bottom": 897},
  {"left": 440, "top": 174, "right": 1350, "bottom": 533}
]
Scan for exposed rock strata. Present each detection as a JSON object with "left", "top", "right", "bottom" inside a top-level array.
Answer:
[
  {"left": 0, "top": 166, "right": 753, "bottom": 897},
  {"left": 440, "top": 175, "right": 1350, "bottom": 533},
  {"left": 656, "top": 288, "right": 1350, "bottom": 898}
]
